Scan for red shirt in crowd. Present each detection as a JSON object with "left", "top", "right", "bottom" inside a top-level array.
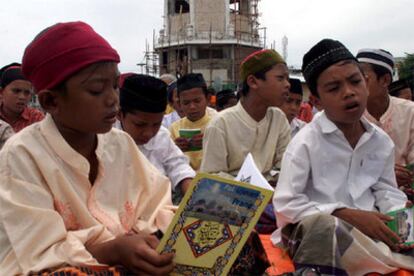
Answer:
[{"left": 0, "top": 105, "right": 45, "bottom": 132}]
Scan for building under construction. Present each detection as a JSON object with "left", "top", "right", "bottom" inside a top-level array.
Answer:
[{"left": 153, "top": 0, "right": 265, "bottom": 90}]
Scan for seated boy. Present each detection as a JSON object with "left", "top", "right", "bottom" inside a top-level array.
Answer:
[
  {"left": 273, "top": 39, "right": 413, "bottom": 274},
  {"left": 357, "top": 49, "right": 414, "bottom": 196},
  {"left": 200, "top": 49, "right": 291, "bottom": 183},
  {"left": 162, "top": 81, "right": 184, "bottom": 129},
  {"left": 0, "top": 64, "right": 44, "bottom": 132},
  {"left": 280, "top": 78, "right": 306, "bottom": 137},
  {"left": 0, "top": 21, "right": 175, "bottom": 275},
  {"left": 169, "top": 73, "right": 217, "bottom": 171},
  {"left": 117, "top": 73, "right": 195, "bottom": 202}
]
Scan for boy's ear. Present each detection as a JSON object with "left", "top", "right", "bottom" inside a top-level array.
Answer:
[
  {"left": 380, "top": 73, "right": 392, "bottom": 88},
  {"left": 246, "top": 74, "right": 259, "bottom": 91},
  {"left": 37, "top": 90, "right": 59, "bottom": 115},
  {"left": 116, "top": 110, "right": 123, "bottom": 121}
]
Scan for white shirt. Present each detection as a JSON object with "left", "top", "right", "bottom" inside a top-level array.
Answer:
[
  {"left": 290, "top": 117, "right": 306, "bottom": 138},
  {"left": 162, "top": 110, "right": 181, "bottom": 129},
  {"left": 272, "top": 111, "right": 407, "bottom": 243},
  {"left": 138, "top": 126, "right": 196, "bottom": 190}
]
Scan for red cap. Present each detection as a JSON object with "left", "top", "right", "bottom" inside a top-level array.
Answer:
[{"left": 22, "top": 21, "right": 120, "bottom": 92}]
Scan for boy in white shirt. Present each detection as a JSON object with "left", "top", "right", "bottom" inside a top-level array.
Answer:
[
  {"left": 117, "top": 74, "right": 195, "bottom": 202},
  {"left": 273, "top": 39, "right": 413, "bottom": 274},
  {"left": 279, "top": 78, "right": 306, "bottom": 137}
]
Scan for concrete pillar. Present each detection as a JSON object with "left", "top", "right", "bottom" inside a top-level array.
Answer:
[
  {"left": 164, "top": 0, "right": 169, "bottom": 32},
  {"left": 189, "top": 0, "right": 195, "bottom": 31}
]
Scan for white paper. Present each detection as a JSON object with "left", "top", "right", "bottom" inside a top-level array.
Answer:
[{"left": 235, "top": 153, "right": 274, "bottom": 191}]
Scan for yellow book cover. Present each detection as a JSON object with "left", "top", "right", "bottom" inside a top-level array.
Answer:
[{"left": 157, "top": 173, "right": 273, "bottom": 275}]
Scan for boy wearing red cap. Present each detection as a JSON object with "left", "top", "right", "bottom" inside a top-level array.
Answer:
[
  {"left": 0, "top": 64, "right": 44, "bottom": 132},
  {"left": 200, "top": 49, "right": 291, "bottom": 184},
  {"left": 0, "top": 22, "right": 175, "bottom": 275}
]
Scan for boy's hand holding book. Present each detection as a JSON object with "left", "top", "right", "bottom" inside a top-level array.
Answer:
[
  {"left": 175, "top": 137, "right": 190, "bottom": 152},
  {"left": 333, "top": 208, "right": 401, "bottom": 250},
  {"left": 395, "top": 164, "right": 413, "bottom": 188}
]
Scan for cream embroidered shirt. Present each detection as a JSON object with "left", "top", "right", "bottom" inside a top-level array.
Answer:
[
  {"left": 365, "top": 96, "right": 414, "bottom": 165},
  {"left": 0, "top": 114, "right": 175, "bottom": 275},
  {"left": 200, "top": 102, "right": 291, "bottom": 180}
]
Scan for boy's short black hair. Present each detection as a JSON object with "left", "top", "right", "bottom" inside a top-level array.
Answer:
[
  {"left": 367, "top": 63, "right": 392, "bottom": 80},
  {"left": 177, "top": 73, "right": 208, "bottom": 97},
  {"left": 241, "top": 64, "right": 274, "bottom": 96},
  {"left": 120, "top": 74, "right": 167, "bottom": 115},
  {"left": 289, "top": 78, "right": 303, "bottom": 95}
]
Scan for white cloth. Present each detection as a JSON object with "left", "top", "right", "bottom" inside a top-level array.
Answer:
[
  {"left": 290, "top": 117, "right": 306, "bottom": 138},
  {"left": 272, "top": 111, "right": 407, "bottom": 243},
  {"left": 200, "top": 102, "right": 291, "bottom": 179},
  {"left": 365, "top": 95, "right": 414, "bottom": 165},
  {"left": 0, "top": 115, "right": 175, "bottom": 274},
  {"left": 162, "top": 110, "right": 181, "bottom": 129},
  {"left": 0, "top": 119, "right": 13, "bottom": 150},
  {"left": 138, "top": 126, "right": 196, "bottom": 190}
]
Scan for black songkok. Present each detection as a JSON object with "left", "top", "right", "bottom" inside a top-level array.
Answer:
[
  {"left": 289, "top": 78, "right": 303, "bottom": 95},
  {"left": 0, "top": 64, "right": 27, "bottom": 89},
  {"left": 177, "top": 73, "right": 206, "bottom": 95},
  {"left": 389, "top": 79, "right": 410, "bottom": 97},
  {"left": 120, "top": 74, "right": 167, "bottom": 113},
  {"left": 302, "top": 39, "right": 356, "bottom": 95},
  {"left": 216, "top": 89, "right": 237, "bottom": 107}
]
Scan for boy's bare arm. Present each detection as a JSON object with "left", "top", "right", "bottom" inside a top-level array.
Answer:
[
  {"left": 332, "top": 208, "right": 401, "bottom": 250},
  {"left": 86, "top": 232, "right": 174, "bottom": 275}
]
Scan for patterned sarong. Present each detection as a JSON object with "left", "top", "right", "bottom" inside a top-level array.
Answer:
[{"left": 280, "top": 214, "right": 414, "bottom": 275}]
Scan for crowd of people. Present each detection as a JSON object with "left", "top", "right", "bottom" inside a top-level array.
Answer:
[{"left": 0, "top": 21, "right": 413, "bottom": 275}]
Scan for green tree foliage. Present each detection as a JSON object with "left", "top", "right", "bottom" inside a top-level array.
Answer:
[{"left": 398, "top": 53, "right": 414, "bottom": 87}]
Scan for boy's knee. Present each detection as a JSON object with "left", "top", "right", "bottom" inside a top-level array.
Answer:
[{"left": 299, "top": 213, "right": 336, "bottom": 230}]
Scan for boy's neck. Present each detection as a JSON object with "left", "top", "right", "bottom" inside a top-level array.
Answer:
[
  {"left": 1, "top": 104, "right": 23, "bottom": 123},
  {"left": 54, "top": 120, "right": 98, "bottom": 159},
  {"left": 366, "top": 91, "right": 389, "bottom": 121},
  {"left": 336, "top": 120, "right": 365, "bottom": 149},
  {"left": 241, "top": 95, "right": 269, "bottom": 122}
]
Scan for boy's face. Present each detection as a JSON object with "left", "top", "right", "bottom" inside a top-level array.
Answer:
[
  {"left": 179, "top": 87, "right": 207, "bottom": 122},
  {"left": 119, "top": 110, "right": 164, "bottom": 145},
  {"left": 316, "top": 60, "right": 368, "bottom": 127},
  {"left": 1, "top": 80, "right": 33, "bottom": 115},
  {"left": 280, "top": 92, "right": 303, "bottom": 123},
  {"left": 172, "top": 88, "right": 185, "bottom": 117},
  {"left": 253, "top": 63, "right": 290, "bottom": 107},
  {"left": 52, "top": 62, "right": 120, "bottom": 134},
  {"left": 359, "top": 63, "right": 388, "bottom": 99},
  {"left": 397, "top": 88, "right": 413, "bottom": 101}
]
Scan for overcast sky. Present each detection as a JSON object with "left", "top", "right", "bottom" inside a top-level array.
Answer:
[{"left": 1, "top": 0, "right": 413, "bottom": 72}]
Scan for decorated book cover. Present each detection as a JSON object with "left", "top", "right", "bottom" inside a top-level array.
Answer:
[
  {"left": 179, "top": 128, "right": 201, "bottom": 151},
  {"left": 157, "top": 173, "right": 273, "bottom": 275},
  {"left": 386, "top": 207, "right": 414, "bottom": 246}
]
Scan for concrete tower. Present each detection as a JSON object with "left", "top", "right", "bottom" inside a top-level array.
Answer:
[{"left": 155, "top": 0, "right": 264, "bottom": 89}]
